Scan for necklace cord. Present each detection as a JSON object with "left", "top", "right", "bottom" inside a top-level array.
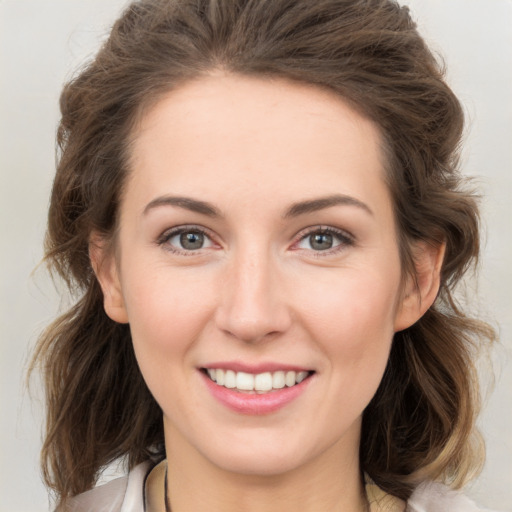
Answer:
[{"left": 164, "top": 464, "right": 171, "bottom": 512}]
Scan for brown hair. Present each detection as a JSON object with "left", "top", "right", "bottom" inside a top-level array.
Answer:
[{"left": 32, "top": 0, "right": 495, "bottom": 505}]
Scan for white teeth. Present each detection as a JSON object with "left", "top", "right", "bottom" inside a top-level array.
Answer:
[
  {"left": 296, "top": 371, "right": 309, "bottom": 384},
  {"left": 205, "top": 368, "right": 311, "bottom": 392},
  {"left": 285, "top": 371, "right": 296, "bottom": 387},
  {"left": 254, "top": 372, "right": 273, "bottom": 391},
  {"left": 272, "top": 371, "right": 285, "bottom": 389},
  {"left": 236, "top": 372, "right": 255, "bottom": 391},
  {"left": 224, "top": 370, "right": 236, "bottom": 388}
]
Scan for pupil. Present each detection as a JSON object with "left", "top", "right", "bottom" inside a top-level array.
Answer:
[
  {"left": 310, "top": 232, "right": 333, "bottom": 250},
  {"left": 180, "top": 232, "right": 204, "bottom": 250}
]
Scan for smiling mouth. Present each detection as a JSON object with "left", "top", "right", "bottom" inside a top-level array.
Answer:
[{"left": 201, "top": 368, "right": 314, "bottom": 394}]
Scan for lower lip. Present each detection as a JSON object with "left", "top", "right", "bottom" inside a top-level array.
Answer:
[{"left": 200, "top": 371, "right": 312, "bottom": 415}]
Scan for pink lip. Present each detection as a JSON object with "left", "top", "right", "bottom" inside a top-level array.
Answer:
[
  {"left": 202, "top": 361, "right": 311, "bottom": 374},
  {"left": 199, "top": 370, "right": 313, "bottom": 415}
]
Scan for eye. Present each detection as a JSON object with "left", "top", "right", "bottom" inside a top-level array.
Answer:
[
  {"left": 295, "top": 227, "right": 353, "bottom": 252},
  {"left": 158, "top": 226, "right": 215, "bottom": 252}
]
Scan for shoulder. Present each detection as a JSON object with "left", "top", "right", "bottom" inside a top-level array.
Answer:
[
  {"left": 64, "top": 460, "right": 153, "bottom": 512},
  {"left": 407, "top": 481, "right": 497, "bottom": 512},
  {"left": 366, "top": 476, "right": 498, "bottom": 512}
]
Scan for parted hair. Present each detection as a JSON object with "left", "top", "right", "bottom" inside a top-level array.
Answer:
[{"left": 32, "top": 0, "right": 495, "bottom": 506}]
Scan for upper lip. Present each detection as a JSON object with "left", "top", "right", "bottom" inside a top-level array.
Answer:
[{"left": 201, "top": 361, "right": 313, "bottom": 374}]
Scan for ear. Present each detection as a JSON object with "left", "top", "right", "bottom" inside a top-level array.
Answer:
[
  {"left": 89, "top": 232, "right": 129, "bottom": 324},
  {"left": 394, "top": 240, "right": 445, "bottom": 332}
]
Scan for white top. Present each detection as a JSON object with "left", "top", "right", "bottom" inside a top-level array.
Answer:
[{"left": 65, "top": 460, "right": 497, "bottom": 512}]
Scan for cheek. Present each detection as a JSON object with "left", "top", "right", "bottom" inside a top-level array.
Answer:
[
  {"left": 296, "top": 267, "right": 400, "bottom": 389},
  {"left": 121, "top": 266, "right": 220, "bottom": 421},
  {"left": 121, "top": 265, "right": 217, "bottom": 372},
  {"left": 302, "top": 268, "right": 399, "bottom": 339}
]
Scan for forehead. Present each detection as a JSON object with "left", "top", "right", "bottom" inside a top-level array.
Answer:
[
  {"left": 132, "top": 73, "right": 382, "bottom": 156},
  {"left": 126, "top": 73, "right": 390, "bottom": 215}
]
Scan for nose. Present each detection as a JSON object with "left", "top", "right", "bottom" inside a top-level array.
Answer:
[{"left": 214, "top": 248, "right": 292, "bottom": 344}]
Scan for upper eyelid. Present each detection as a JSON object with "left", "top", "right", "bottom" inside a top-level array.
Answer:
[
  {"left": 294, "top": 225, "right": 354, "bottom": 242},
  {"left": 159, "top": 224, "right": 213, "bottom": 237}
]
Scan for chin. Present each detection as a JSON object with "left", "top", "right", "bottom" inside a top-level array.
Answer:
[
  {"left": 193, "top": 423, "right": 342, "bottom": 478},
  {"left": 209, "top": 447, "right": 307, "bottom": 477}
]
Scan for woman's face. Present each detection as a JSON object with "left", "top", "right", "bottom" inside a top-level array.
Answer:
[{"left": 99, "top": 73, "right": 422, "bottom": 477}]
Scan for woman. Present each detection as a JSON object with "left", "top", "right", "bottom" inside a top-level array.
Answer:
[{"left": 32, "top": 0, "right": 497, "bottom": 510}]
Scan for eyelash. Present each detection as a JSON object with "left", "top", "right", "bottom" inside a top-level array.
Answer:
[
  {"left": 292, "top": 226, "right": 355, "bottom": 256},
  {"left": 157, "top": 225, "right": 217, "bottom": 256},
  {"left": 156, "top": 225, "right": 355, "bottom": 256}
]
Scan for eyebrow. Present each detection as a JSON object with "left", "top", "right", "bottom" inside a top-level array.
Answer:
[
  {"left": 284, "top": 194, "right": 373, "bottom": 218},
  {"left": 143, "top": 196, "right": 222, "bottom": 217},
  {"left": 142, "top": 193, "right": 373, "bottom": 218}
]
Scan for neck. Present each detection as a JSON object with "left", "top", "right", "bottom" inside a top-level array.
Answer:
[{"left": 162, "top": 423, "right": 368, "bottom": 512}]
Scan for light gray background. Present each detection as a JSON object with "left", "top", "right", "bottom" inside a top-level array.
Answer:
[{"left": 1, "top": 1, "right": 511, "bottom": 510}]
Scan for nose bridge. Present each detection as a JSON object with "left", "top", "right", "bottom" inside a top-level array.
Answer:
[{"left": 215, "top": 243, "right": 290, "bottom": 343}]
